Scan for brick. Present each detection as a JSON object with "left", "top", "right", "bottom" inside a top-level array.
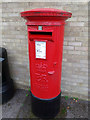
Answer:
[
  {"left": 77, "top": 17, "right": 88, "bottom": 22},
  {"left": 69, "top": 22, "right": 85, "bottom": 27},
  {"left": 82, "top": 42, "right": 88, "bottom": 47},
  {"left": 71, "top": 10, "right": 88, "bottom": 17},
  {"left": 80, "top": 51, "right": 88, "bottom": 56},
  {"left": 80, "top": 68, "right": 88, "bottom": 72},
  {"left": 75, "top": 47, "right": 88, "bottom": 51},
  {"left": 63, "top": 46, "right": 74, "bottom": 50},
  {"left": 68, "top": 51, "right": 81, "bottom": 55},
  {"left": 75, "top": 37, "right": 88, "bottom": 41},
  {"left": 80, "top": 60, "right": 88, "bottom": 64},
  {"left": 80, "top": 32, "right": 88, "bottom": 37},
  {"left": 64, "top": 31, "right": 80, "bottom": 37},
  {"left": 68, "top": 42, "right": 82, "bottom": 46},
  {"left": 64, "top": 37, "right": 75, "bottom": 41},
  {"left": 65, "top": 26, "right": 88, "bottom": 32},
  {"left": 72, "top": 63, "right": 88, "bottom": 68}
]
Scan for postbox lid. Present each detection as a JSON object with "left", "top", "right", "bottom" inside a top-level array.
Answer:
[
  {"left": 21, "top": 8, "right": 72, "bottom": 25},
  {"left": 21, "top": 8, "right": 72, "bottom": 18}
]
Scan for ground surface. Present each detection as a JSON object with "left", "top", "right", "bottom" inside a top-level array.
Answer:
[{"left": 2, "top": 89, "right": 89, "bottom": 119}]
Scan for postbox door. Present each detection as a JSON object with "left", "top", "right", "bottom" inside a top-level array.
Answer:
[{"left": 28, "top": 25, "right": 64, "bottom": 99}]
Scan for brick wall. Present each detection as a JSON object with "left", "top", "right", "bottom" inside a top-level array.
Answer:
[{"left": 1, "top": 2, "right": 88, "bottom": 100}]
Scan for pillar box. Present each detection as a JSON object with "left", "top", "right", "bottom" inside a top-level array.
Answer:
[{"left": 21, "top": 8, "right": 72, "bottom": 118}]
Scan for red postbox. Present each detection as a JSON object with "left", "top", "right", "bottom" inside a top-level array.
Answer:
[{"left": 21, "top": 8, "right": 72, "bottom": 118}]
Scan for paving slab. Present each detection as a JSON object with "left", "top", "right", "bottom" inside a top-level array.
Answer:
[{"left": 2, "top": 89, "right": 29, "bottom": 118}]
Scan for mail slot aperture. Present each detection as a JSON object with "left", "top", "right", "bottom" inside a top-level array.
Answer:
[{"left": 29, "top": 31, "right": 53, "bottom": 41}]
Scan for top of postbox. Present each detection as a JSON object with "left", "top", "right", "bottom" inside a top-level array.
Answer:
[
  {"left": 21, "top": 8, "right": 72, "bottom": 18},
  {"left": 21, "top": 8, "right": 72, "bottom": 25}
]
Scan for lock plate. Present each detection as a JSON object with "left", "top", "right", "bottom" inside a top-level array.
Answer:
[{"left": 38, "top": 26, "right": 43, "bottom": 30}]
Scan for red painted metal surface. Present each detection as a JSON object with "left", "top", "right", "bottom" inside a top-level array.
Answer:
[{"left": 21, "top": 8, "right": 72, "bottom": 99}]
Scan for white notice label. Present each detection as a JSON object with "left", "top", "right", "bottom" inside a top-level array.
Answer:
[{"left": 35, "top": 41, "right": 46, "bottom": 59}]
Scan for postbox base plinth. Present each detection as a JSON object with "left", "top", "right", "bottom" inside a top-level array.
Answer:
[{"left": 31, "top": 92, "right": 61, "bottom": 119}]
